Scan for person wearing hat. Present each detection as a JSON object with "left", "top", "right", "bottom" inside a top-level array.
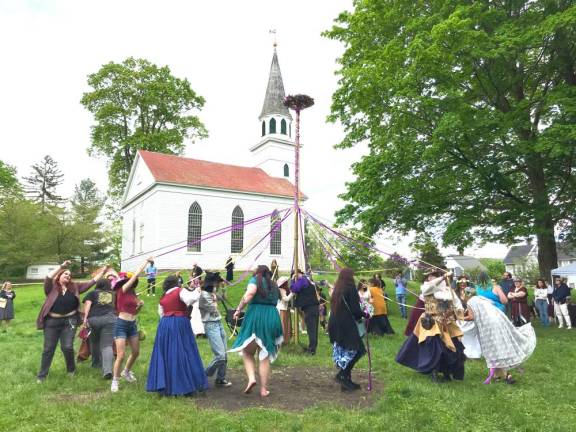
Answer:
[
  {"left": 276, "top": 276, "right": 293, "bottom": 345},
  {"left": 396, "top": 270, "right": 467, "bottom": 383},
  {"left": 110, "top": 257, "right": 151, "bottom": 393}
]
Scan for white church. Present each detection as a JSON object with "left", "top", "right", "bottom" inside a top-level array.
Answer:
[{"left": 120, "top": 49, "right": 306, "bottom": 272}]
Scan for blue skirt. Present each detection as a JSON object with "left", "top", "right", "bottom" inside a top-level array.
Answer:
[{"left": 146, "top": 316, "right": 208, "bottom": 396}]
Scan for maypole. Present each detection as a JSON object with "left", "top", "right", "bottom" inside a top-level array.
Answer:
[{"left": 284, "top": 94, "right": 314, "bottom": 345}]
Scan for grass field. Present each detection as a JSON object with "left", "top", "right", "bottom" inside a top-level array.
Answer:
[{"left": 0, "top": 274, "right": 574, "bottom": 432}]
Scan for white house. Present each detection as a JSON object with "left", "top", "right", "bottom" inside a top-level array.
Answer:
[
  {"left": 503, "top": 241, "right": 576, "bottom": 275},
  {"left": 445, "top": 255, "right": 487, "bottom": 277},
  {"left": 26, "top": 263, "right": 59, "bottom": 280},
  {"left": 121, "top": 49, "right": 306, "bottom": 273}
]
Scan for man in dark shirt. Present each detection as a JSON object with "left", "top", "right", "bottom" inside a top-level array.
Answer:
[
  {"left": 499, "top": 272, "right": 514, "bottom": 318},
  {"left": 552, "top": 277, "right": 572, "bottom": 329},
  {"left": 291, "top": 269, "right": 320, "bottom": 355}
]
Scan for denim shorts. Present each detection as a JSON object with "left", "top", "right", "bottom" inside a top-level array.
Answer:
[{"left": 114, "top": 318, "right": 138, "bottom": 339}]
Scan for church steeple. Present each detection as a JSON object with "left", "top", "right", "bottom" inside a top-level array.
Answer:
[
  {"left": 251, "top": 47, "right": 296, "bottom": 181},
  {"left": 259, "top": 49, "right": 292, "bottom": 122}
]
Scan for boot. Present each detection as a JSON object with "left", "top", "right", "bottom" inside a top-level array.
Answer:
[
  {"left": 334, "top": 369, "right": 345, "bottom": 383},
  {"left": 344, "top": 370, "right": 361, "bottom": 390},
  {"left": 340, "top": 376, "right": 359, "bottom": 392}
]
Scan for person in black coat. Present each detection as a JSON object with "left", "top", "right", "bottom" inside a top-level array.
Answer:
[
  {"left": 225, "top": 257, "right": 234, "bottom": 283},
  {"left": 328, "top": 268, "right": 366, "bottom": 392},
  {"left": 290, "top": 269, "right": 320, "bottom": 355}
]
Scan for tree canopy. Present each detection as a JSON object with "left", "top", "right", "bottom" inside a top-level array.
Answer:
[
  {"left": 81, "top": 57, "right": 208, "bottom": 197},
  {"left": 325, "top": 0, "right": 576, "bottom": 277}
]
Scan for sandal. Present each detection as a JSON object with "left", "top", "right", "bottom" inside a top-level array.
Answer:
[{"left": 505, "top": 374, "right": 516, "bottom": 385}]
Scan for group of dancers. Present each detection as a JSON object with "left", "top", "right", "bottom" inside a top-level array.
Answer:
[
  {"left": 396, "top": 270, "right": 537, "bottom": 384},
  {"left": 30, "top": 256, "right": 542, "bottom": 398}
]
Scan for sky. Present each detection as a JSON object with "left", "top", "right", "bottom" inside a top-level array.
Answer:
[{"left": 0, "top": 0, "right": 510, "bottom": 259}]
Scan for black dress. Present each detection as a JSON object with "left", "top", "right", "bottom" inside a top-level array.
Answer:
[
  {"left": 328, "top": 285, "right": 364, "bottom": 352},
  {"left": 0, "top": 290, "right": 15, "bottom": 320}
]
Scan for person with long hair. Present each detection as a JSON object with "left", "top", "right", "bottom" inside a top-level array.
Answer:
[
  {"left": 533, "top": 279, "right": 549, "bottom": 327},
  {"left": 329, "top": 268, "right": 366, "bottom": 391},
  {"left": 82, "top": 278, "right": 117, "bottom": 379},
  {"left": 230, "top": 265, "right": 283, "bottom": 397},
  {"left": 146, "top": 275, "right": 208, "bottom": 396},
  {"left": 110, "top": 257, "right": 151, "bottom": 392},
  {"left": 0, "top": 281, "right": 16, "bottom": 332},
  {"left": 36, "top": 260, "right": 109, "bottom": 382}
]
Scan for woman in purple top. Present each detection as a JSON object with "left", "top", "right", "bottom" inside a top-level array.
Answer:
[{"left": 36, "top": 260, "right": 109, "bottom": 382}]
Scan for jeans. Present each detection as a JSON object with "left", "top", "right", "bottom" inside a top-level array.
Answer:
[
  {"left": 534, "top": 299, "right": 549, "bottom": 326},
  {"left": 38, "top": 315, "right": 78, "bottom": 379},
  {"left": 88, "top": 314, "right": 117, "bottom": 376},
  {"left": 396, "top": 294, "right": 407, "bottom": 318},
  {"left": 204, "top": 321, "right": 227, "bottom": 380},
  {"left": 302, "top": 305, "right": 319, "bottom": 353},
  {"left": 147, "top": 278, "right": 156, "bottom": 295}
]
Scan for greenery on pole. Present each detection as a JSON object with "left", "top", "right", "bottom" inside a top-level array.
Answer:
[
  {"left": 81, "top": 57, "right": 208, "bottom": 197},
  {"left": 325, "top": 0, "right": 576, "bottom": 278}
]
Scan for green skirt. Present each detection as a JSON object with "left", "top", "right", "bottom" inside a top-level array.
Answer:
[{"left": 229, "top": 304, "right": 283, "bottom": 362}]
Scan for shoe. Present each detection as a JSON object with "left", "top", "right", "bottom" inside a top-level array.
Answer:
[
  {"left": 36, "top": 378, "right": 45, "bottom": 384},
  {"left": 430, "top": 371, "right": 441, "bottom": 383},
  {"left": 215, "top": 379, "right": 232, "bottom": 387},
  {"left": 505, "top": 374, "right": 516, "bottom": 385},
  {"left": 558, "top": 324, "right": 564, "bottom": 329},
  {"left": 67, "top": 371, "right": 76, "bottom": 378},
  {"left": 111, "top": 379, "right": 119, "bottom": 392},
  {"left": 103, "top": 373, "right": 113, "bottom": 380},
  {"left": 121, "top": 369, "right": 137, "bottom": 383},
  {"left": 340, "top": 377, "right": 359, "bottom": 392},
  {"left": 347, "top": 377, "right": 361, "bottom": 390}
]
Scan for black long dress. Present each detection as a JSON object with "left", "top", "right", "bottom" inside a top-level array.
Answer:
[{"left": 225, "top": 258, "right": 234, "bottom": 282}]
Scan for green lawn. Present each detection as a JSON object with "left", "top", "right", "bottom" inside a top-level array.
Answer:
[{"left": 0, "top": 274, "right": 574, "bottom": 432}]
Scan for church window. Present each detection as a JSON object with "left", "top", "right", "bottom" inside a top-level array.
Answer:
[
  {"left": 187, "top": 202, "right": 202, "bottom": 252},
  {"left": 289, "top": 123, "right": 292, "bottom": 137},
  {"left": 283, "top": 164, "right": 289, "bottom": 177},
  {"left": 270, "top": 118, "right": 277, "bottom": 134},
  {"left": 270, "top": 210, "right": 282, "bottom": 255},
  {"left": 280, "top": 119, "right": 287, "bottom": 135},
  {"left": 231, "top": 206, "right": 244, "bottom": 253},
  {"left": 139, "top": 221, "right": 144, "bottom": 253},
  {"left": 261, "top": 120, "right": 266, "bottom": 136}
]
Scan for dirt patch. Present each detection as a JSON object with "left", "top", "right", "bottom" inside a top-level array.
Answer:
[{"left": 193, "top": 367, "right": 383, "bottom": 411}]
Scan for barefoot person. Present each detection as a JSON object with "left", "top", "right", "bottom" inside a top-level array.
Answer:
[
  {"left": 36, "top": 261, "right": 108, "bottom": 382},
  {"left": 111, "top": 257, "right": 151, "bottom": 392},
  {"left": 229, "top": 265, "right": 283, "bottom": 397}
]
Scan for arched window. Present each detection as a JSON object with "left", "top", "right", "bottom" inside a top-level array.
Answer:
[
  {"left": 270, "top": 210, "right": 282, "bottom": 255},
  {"left": 261, "top": 120, "right": 266, "bottom": 136},
  {"left": 269, "top": 118, "right": 277, "bottom": 134},
  {"left": 231, "top": 206, "right": 244, "bottom": 253},
  {"left": 283, "top": 163, "right": 289, "bottom": 177},
  {"left": 187, "top": 202, "right": 202, "bottom": 252},
  {"left": 280, "top": 119, "right": 287, "bottom": 135}
]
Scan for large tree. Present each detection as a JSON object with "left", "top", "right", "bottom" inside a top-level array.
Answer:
[
  {"left": 23, "top": 155, "right": 64, "bottom": 210},
  {"left": 325, "top": 0, "right": 576, "bottom": 278},
  {"left": 70, "top": 179, "right": 107, "bottom": 274},
  {"left": 81, "top": 57, "right": 208, "bottom": 197},
  {"left": 0, "top": 160, "right": 21, "bottom": 201}
]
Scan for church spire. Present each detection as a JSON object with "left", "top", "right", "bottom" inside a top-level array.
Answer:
[{"left": 259, "top": 49, "right": 292, "bottom": 121}]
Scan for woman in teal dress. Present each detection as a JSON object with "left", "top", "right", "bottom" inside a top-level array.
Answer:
[
  {"left": 230, "top": 265, "right": 283, "bottom": 397},
  {"left": 475, "top": 272, "right": 508, "bottom": 313}
]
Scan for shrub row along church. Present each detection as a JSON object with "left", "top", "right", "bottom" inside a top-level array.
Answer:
[{"left": 120, "top": 50, "right": 305, "bottom": 272}]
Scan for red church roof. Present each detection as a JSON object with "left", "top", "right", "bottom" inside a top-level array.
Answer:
[{"left": 138, "top": 150, "right": 304, "bottom": 199}]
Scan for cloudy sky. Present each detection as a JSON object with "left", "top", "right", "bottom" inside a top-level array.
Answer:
[{"left": 0, "top": 0, "right": 509, "bottom": 259}]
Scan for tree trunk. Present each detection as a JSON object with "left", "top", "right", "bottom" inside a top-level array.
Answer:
[{"left": 526, "top": 157, "right": 558, "bottom": 278}]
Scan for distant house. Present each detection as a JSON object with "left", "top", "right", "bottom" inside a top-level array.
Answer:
[
  {"left": 26, "top": 263, "right": 59, "bottom": 280},
  {"left": 445, "top": 255, "right": 487, "bottom": 277},
  {"left": 503, "top": 242, "right": 576, "bottom": 275}
]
